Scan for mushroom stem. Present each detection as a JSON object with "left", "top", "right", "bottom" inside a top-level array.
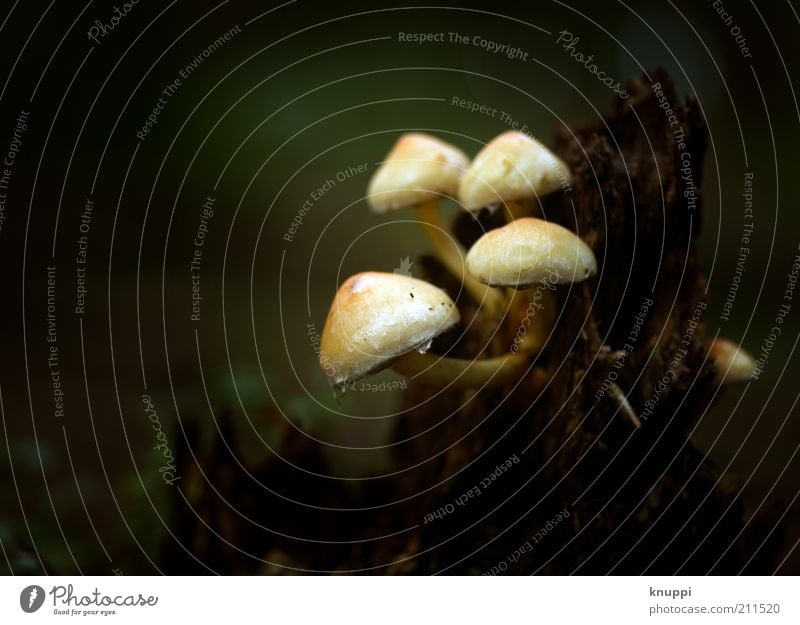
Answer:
[
  {"left": 506, "top": 287, "right": 557, "bottom": 355},
  {"left": 414, "top": 200, "right": 506, "bottom": 316},
  {"left": 505, "top": 199, "right": 531, "bottom": 221},
  {"left": 392, "top": 349, "right": 530, "bottom": 389}
]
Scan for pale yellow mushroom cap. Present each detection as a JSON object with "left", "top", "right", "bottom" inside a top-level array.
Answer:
[
  {"left": 710, "top": 338, "right": 755, "bottom": 384},
  {"left": 320, "top": 272, "right": 460, "bottom": 385},
  {"left": 367, "top": 133, "right": 469, "bottom": 213},
  {"left": 465, "top": 217, "right": 597, "bottom": 288},
  {"left": 458, "top": 131, "right": 572, "bottom": 211}
]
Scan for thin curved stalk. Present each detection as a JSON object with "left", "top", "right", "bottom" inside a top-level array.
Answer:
[
  {"left": 393, "top": 350, "right": 530, "bottom": 389},
  {"left": 507, "top": 287, "right": 557, "bottom": 354},
  {"left": 414, "top": 201, "right": 506, "bottom": 317}
]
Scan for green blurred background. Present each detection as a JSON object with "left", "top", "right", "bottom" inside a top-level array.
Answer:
[{"left": 0, "top": 0, "right": 798, "bottom": 573}]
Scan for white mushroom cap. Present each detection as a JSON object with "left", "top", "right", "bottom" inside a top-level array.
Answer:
[
  {"left": 458, "top": 131, "right": 572, "bottom": 211},
  {"left": 465, "top": 217, "right": 597, "bottom": 288},
  {"left": 710, "top": 338, "right": 755, "bottom": 384},
  {"left": 367, "top": 133, "right": 469, "bottom": 213},
  {"left": 320, "top": 272, "right": 460, "bottom": 385}
]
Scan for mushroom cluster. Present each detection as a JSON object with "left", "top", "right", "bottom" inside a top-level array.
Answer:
[
  {"left": 319, "top": 130, "right": 591, "bottom": 393},
  {"left": 317, "top": 131, "right": 754, "bottom": 399}
]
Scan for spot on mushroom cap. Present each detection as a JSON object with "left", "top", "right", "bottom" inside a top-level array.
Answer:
[
  {"left": 710, "top": 338, "right": 755, "bottom": 384},
  {"left": 458, "top": 131, "right": 572, "bottom": 211},
  {"left": 319, "top": 272, "right": 460, "bottom": 385},
  {"left": 367, "top": 133, "right": 469, "bottom": 213},
  {"left": 465, "top": 217, "right": 597, "bottom": 288}
]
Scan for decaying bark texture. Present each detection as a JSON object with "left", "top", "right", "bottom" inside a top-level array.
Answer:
[{"left": 164, "top": 71, "right": 784, "bottom": 574}]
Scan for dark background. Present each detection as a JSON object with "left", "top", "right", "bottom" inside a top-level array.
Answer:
[{"left": 0, "top": 0, "right": 798, "bottom": 573}]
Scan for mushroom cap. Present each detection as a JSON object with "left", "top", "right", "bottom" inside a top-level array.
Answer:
[
  {"left": 458, "top": 131, "right": 572, "bottom": 211},
  {"left": 320, "top": 272, "right": 460, "bottom": 385},
  {"left": 710, "top": 338, "right": 754, "bottom": 384},
  {"left": 367, "top": 133, "right": 469, "bottom": 213},
  {"left": 465, "top": 217, "right": 597, "bottom": 288}
]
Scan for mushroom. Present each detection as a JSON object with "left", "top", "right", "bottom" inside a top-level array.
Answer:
[
  {"left": 466, "top": 217, "right": 597, "bottom": 353},
  {"left": 367, "top": 133, "right": 505, "bottom": 315},
  {"left": 709, "top": 338, "right": 755, "bottom": 384},
  {"left": 466, "top": 217, "right": 597, "bottom": 288},
  {"left": 458, "top": 131, "right": 572, "bottom": 220},
  {"left": 320, "top": 272, "right": 528, "bottom": 390}
]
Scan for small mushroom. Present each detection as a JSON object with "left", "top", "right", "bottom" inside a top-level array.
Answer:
[
  {"left": 466, "top": 217, "right": 597, "bottom": 288},
  {"left": 320, "top": 272, "right": 528, "bottom": 390},
  {"left": 466, "top": 217, "right": 597, "bottom": 353},
  {"left": 368, "top": 133, "right": 467, "bottom": 214},
  {"left": 709, "top": 338, "right": 755, "bottom": 384},
  {"left": 367, "top": 133, "right": 505, "bottom": 316},
  {"left": 459, "top": 131, "right": 572, "bottom": 220}
]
